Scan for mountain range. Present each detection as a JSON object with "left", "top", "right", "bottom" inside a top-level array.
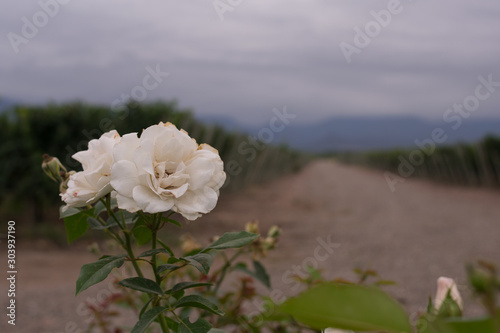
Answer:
[
  {"left": 0, "top": 97, "right": 17, "bottom": 111},
  {"left": 2, "top": 97, "right": 499, "bottom": 152},
  {"left": 197, "top": 114, "right": 500, "bottom": 152}
]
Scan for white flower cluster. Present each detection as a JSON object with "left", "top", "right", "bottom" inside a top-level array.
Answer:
[{"left": 61, "top": 122, "right": 226, "bottom": 220}]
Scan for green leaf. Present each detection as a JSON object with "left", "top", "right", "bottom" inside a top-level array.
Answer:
[
  {"left": 131, "top": 306, "right": 166, "bottom": 333},
  {"left": 76, "top": 255, "right": 125, "bottom": 295},
  {"left": 172, "top": 290, "right": 186, "bottom": 301},
  {"left": 122, "top": 211, "right": 138, "bottom": 225},
  {"left": 158, "top": 264, "right": 182, "bottom": 274},
  {"left": 280, "top": 282, "right": 412, "bottom": 332},
  {"left": 420, "top": 317, "right": 497, "bottom": 333},
  {"left": 139, "top": 296, "right": 155, "bottom": 319},
  {"left": 158, "top": 239, "right": 175, "bottom": 255},
  {"left": 179, "top": 317, "right": 212, "bottom": 333},
  {"left": 133, "top": 225, "right": 152, "bottom": 246},
  {"left": 118, "top": 277, "right": 164, "bottom": 296},
  {"left": 446, "top": 317, "right": 497, "bottom": 333},
  {"left": 253, "top": 261, "right": 271, "bottom": 288},
  {"left": 94, "top": 200, "right": 106, "bottom": 215},
  {"left": 235, "top": 261, "right": 271, "bottom": 289},
  {"left": 59, "top": 205, "right": 81, "bottom": 218},
  {"left": 164, "top": 316, "right": 180, "bottom": 330},
  {"left": 168, "top": 282, "right": 212, "bottom": 294},
  {"left": 64, "top": 208, "right": 94, "bottom": 244},
  {"left": 182, "top": 253, "right": 213, "bottom": 275},
  {"left": 87, "top": 217, "right": 103, "bottom": 229},
  {"left": 138, "top": 248, "right": 173, "bottom": 258},
  {"left": 203, "top": 231, "right": 258, "bottom": 251},
  {"left": 110, "top": 197, "right": 118, "bottom": 210},
  {"left": 162, "top": 216, "right": 182, "bottom": 228},
  {"left": 87, "top": 217, "right": 119, "bottom": 230},
  {"left": 175, "top": 295, "right": 225, "bottom": 316}
]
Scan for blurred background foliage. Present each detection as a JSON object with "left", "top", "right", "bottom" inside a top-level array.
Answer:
[
  {"left": 2, "top": 99, "right": 499, "bottom": 234},
  {"left": 0, "top": 100, "right": 310, "bottom": 226},
  {"left": 334, "top": 136, "right": 500, "bottom": 188}
]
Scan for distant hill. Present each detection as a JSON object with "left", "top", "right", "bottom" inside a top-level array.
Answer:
[
  {"left": 196, "top": 114, "right": 500, "bottom": 152},
  {"left": 0, "top": 97, "right": 17, "bottom": 112},
  {"left": 195, "top": 114, "right": 246, "bottom": 133}
]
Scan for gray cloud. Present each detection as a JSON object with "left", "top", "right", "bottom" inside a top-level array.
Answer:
[{"left": 1, "top": 0, "right": 500, "bottom": 125}]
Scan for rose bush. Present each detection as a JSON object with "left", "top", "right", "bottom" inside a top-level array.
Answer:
[{"left": 44, "top": 123, "right": 500, "bottom": 333}]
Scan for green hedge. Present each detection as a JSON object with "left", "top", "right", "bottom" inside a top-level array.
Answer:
[
  {"left": 0, "top": 101, "right": 309, "bottom": 221},
  {"left": 334, "top": 136, "right": 500, "bottom": 188}
]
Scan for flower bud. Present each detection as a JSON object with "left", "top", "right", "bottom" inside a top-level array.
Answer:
[
  {"left": 245, "top": 221, "right": 260, "bottom": 234},
  {"left": 86, "top": 242, "right": 100, "bottom": 256},
  {"left": 434, "top": 277, "right": 463, "bottom": 317},
  {"left": 262, "top": 236, "right": 277, "bottom": 250},
  {"left": 42, "top": 154, "right": 67, "bottom": 182},
  {"left": 467, "top": 264, "right": 496, "bottom": 294},
  {"left": 180, "top": 234, "right": 202, "bottom": 254},
  {"left": 59, "top": 171, "right": 75, "bottom": 194},
  {"left": 267, "top": 225, "right": 281, "bottom": 238}
]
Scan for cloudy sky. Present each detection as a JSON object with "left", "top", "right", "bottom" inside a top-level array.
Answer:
[{"left": 1, "top": 0, "right": 500, "bottom": 125}]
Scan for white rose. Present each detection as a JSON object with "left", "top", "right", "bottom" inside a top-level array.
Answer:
[
  {"left": 110, "top": 122, "right": 226, "bottom": 220},
  {"left": 434, "top": 277, "right": 463, "bottom": 312},
  {"left": 61, "top": 130, "right": 121, "bottom": 208}
]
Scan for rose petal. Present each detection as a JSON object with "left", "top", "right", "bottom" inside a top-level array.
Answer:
[
  {"left": 185, "top": 157, "right": 215, "bottom": 190},
  {"left": 114, "top": 133, "right": 139, "bottom": 162},
  {"left": 174, "top": 187, "right": 218, "bottom": 220},
  {"left": 111, "top": 160, "right": 140, "bottom": 197},
  {"left": 116, "top": 193, "right": 140, "bottom": 212},
  {"left": 133, "top": 185, "right": 174, "bottom": 213}
]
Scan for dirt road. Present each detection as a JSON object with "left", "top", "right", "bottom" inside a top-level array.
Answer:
[{"left": 2, "top": 160, "right": 500, "bottom": 332}]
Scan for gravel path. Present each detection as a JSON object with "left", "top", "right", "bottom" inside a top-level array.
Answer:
[{"left": 2, "top": 159, "right": 500, "bottom": 332}]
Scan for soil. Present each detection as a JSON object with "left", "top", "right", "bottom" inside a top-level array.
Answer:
[{"left": 1, "top": 159, "right": 500, "bottom": 332}]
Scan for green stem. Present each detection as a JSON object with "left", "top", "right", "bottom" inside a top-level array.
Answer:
[
  {"left": 106, "top": 199, "right": 169, "bottom": 332},
  {"left": 152, "top": 213, "right": 169, "bottom": 333},
  {"left": 96, "top": 216, "right": 125, "bottom": 247},
  {"left": 106, "top": 195, "right": 125, "bottom": 230},
  {"left": 213, "top": 250, "right": 243, "bottom": 295},
  {"left": 124, "top": 231, "right": 145, "bottom": 279},
  {"left": 102, "top": 195, "right": 144, "bottom": 278},
  {"left": 152, "top": 213, "right": 160, "bottom": 284},
  {"left": 158, "top": 314, "right": 170, "bottom": 333}
]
